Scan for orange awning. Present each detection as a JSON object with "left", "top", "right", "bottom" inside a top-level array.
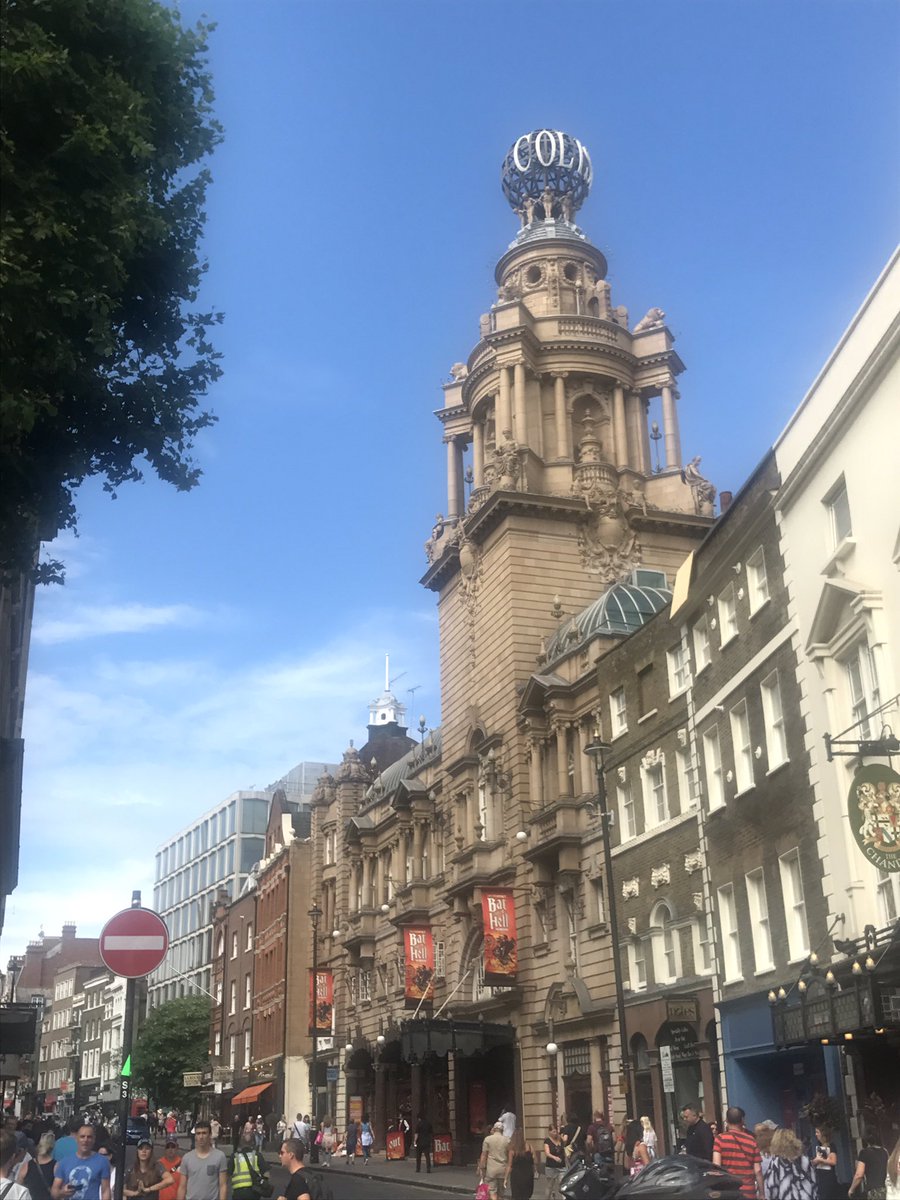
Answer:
[{"left": 230, "top": 1082, "right": 272, "bottom": 1106}]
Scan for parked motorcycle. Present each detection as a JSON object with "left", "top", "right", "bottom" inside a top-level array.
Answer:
[{"left": 560, "top": 1154, "right": 745, "bottom": 1199}]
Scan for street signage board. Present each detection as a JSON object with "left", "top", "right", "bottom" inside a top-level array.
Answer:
[
  {"left": 100, "top": 907, "right": 169, "bottom": 978},
  {"left": 326, "top": 1067, "right": 339, "bottom": 1083},
  {"left": 183, "top": 1072, "right": 202, "bottom": 1087},
  {"left": 659, "top": 1044, "right": 675, "bottom": 1093}
]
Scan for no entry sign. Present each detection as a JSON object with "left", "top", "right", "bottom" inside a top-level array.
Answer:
[{"left": 100, "top": 907, "right": 169, "bottom": 978}]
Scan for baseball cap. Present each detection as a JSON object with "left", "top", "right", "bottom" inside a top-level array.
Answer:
[
  {"left": 137, "top": 1138, "right": 152, "bottom": 1149},
  {"left": 165, "top": 1138, "right": 178, "bottom": 1147}
]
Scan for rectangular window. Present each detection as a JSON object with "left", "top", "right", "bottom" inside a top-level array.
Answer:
[
  {"left": 667, "top": 642, "right": 690, "bottom": 697},
  {"left": 692, "top": 917, "right": 714, "bottom": 975},
  {"left": 229, "top": 1035, "right": 236, "bottom": 1070},
  {"left": 825, "top": 477, "right": 852, "bottom": 547},
  {"left": 359, "top": 970, "right": 372, "bottom": 1002},
  {"left": 628, "top": 939, "right": 647, "bottom": 991},
  {"left": 676, "top": 746, "right": 697, "bottom": 811},
  {"left": 609, "top": 687, "right": 628, "bottom": 738},
  {"left": 243, "top": 973, "right": 251, "bottom": 1009},
  {"left": 637, "top": 664, "right": 654, "bottom": 717},
  {"left": 242, "top": 1029, "right": 250, "bottom": 1068},
  {"left": 717, "top": 884, "right": 742, "bottom": 981},
  {"left": 693, "top": 615, "right": 712, "bottom": 672},
  {"left": 779, "top": 849, "right": 809, "bottom": 961},
  {"left": 703, "top": 727, "right": 725, "bottom": 811},
  {"left": 746, "top": 547, "right": 769, "bottom": 613},
  {"left": 718, "top": 585, "right": 739, "bottom": 645},
  {"left": 245, "top": 923, "right": 253, "bottom": 951},
  {"left": 845, "top": 643, "right": 881, "bottom": 738},
  {"left": 618, "top": 783, "right": 637, "bottom": 841},
  {"left": 876, "top": 870, "right": 898, "bottom": 924},
  {"left": 434, "top": 941, "right": 446, "bottom": 980},
  {"left": 229, "top": 981, "right": 236, "bottom": 1016},
  {"left": 760, "top": 672, "right": 788, "bottom": 769},
  {"left": 591, "top": 877, "right": 605, "bottom": 925},
  {"left": 231, "top": 932, "right": 238, "bottom": 959},
  {"left": 214, "top": 1031, "right": 221, "bottom": 1057},
  {"left": 745, "top": 868, "right": 774, "bottom": 972},
  {"left": 643, "top": 759, "right": 668, "bottom": 828},
  {"left": 730, "top": 700, "right": 754, "bottom": 793}
]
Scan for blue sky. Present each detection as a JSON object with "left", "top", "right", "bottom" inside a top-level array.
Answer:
[{"left": 3, "top": 0, "right": 898, "bottom": 963}]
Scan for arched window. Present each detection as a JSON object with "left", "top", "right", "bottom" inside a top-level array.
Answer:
[{"left": 650, "top": 901, "right": 681, "bottom": 984}]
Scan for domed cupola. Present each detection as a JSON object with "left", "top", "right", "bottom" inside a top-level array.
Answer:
[{"left": 544, "top": 568, "right": 672, "bottom": 663}]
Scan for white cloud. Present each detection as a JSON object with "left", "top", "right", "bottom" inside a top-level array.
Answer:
[{"left": 33, "top": 602, "right": 207, "bottom": 645}]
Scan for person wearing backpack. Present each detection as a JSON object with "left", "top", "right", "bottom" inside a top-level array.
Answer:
[
  {"left": 229, "top": 1131, "right": 269, "bottom": 1200},
  {"left": 275, "top": 1141, "right": 310, "bottom": 1200},
  {"left": 586, "top": 1112, "right": 614, "bottom": 1167}
]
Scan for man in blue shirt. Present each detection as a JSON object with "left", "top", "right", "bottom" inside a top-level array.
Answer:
[{"left": 52, "top": 1125, "right": 111, "bottom": 1200}]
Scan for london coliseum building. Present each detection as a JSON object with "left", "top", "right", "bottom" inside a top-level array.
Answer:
[{"left": 302, "top": 129, "right": 730, "bottom": 1157}]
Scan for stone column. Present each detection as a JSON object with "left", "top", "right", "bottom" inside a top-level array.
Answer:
[
  {"left": 351, "top": 860, "right": 361, "bottom": 911},
  {"left": 513, "top": 361, "right": 527, "bottom": 446},
  {"left": 555, "top": 724, "right": 569, "bottom": 799},
  {"left": 572, "top": 722, "right": 585, "bottom": 796},
  {"left": 613, "top": 383, "right": 628, "bottom": 468},
  {"left": 625, "top": 390, "right": 641, "bottom": 469},
  {"left": 661, "top": 380, "right": 682, "bottom": 469},
  {"left": 412, "top": 821, "right": 424, "bottom": 882},
  {"left": 528, "top": 739, "right": 543, "bottom": 810},
  {"left": 446, "top": 437, "right": 461, "bottom": 520},
  {"left": 363, "top": 855, "right": 374, "bottom": 909},
  {"left": 498, "top": 366, "right": 512, "bottom": 440},
  {"left": 472, "top": 420, "right": 484, "bottom": 487},
  {"left": 553, "top": 374, "right": 569, "bottom": 459}
]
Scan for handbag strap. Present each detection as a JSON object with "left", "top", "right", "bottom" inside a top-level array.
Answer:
[{"left": 240, "top": 1151, "right": 262, "bottom": 1184}]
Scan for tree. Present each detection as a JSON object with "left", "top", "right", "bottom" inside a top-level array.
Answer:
[
  {"left": 132, "top": 994, "right": 211, "bottom": 1110},
  {"left": 0, "top": 0, "right": 223, "bottom": 579}
]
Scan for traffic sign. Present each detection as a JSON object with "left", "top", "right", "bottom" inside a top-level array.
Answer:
[
  {"left": 100, "top": 907, "right": 169, "bottom": 978},
  {"left": 659, "top": 1044, "right": 675, "bottom": 1093}
]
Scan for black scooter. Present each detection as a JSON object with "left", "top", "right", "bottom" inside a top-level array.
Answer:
[{"left": 560, "top": 1153, "right": 745, "bottom": 1199}]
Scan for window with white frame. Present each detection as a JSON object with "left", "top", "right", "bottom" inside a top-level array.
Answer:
[
  {"left": 717, "top": 884, "right": 742, "bottom": 981},
  {"left": 215, "top": 979, "right": 223, "bottom": 1006},
  {"left": 779, "top": 849, "right": 809, "bottom": 961},
  {"left": 745, "top": 868, "right": 774, "bottom": 972},
  {"left": 667, "top": 641, "right": 690, "bottom": 697},
  {"left": 627, "top": 938, "right": 647, "bottom": 990},
  {"left": 359, "top": 970, "right": 372, "bottom": 1002},
  {"left": 746, "top": 547, "right": 769, "bottom": 613},
  {"left": 693, "top": 615, "right": 712, "bottom": 672},
  {"left": 243, "top": 1029, "right": 251, "bottom": 1068},
  {"left": 676, "top": 746, "right": 697, "bottom": 811},
  {"left": 214, "top": 1031, "right": 221, "bottom": 1057},
  {"left": 618, "top": 782, "right": 637, "bottom": 841},
  {"left": 703, "top": 727, "right": 725, "bottom": 810},
  {"left": 245, "top": 923, "right": 253, "bottom": 951},
  {"left": 610, "top": 687, "right": 628, "bottom": 738},
  {"left": 718, "top": 584, "right": 739, "bottom": 645},
  {"left": 591, "top": 876, "right": 605, "bottom": 925},
  {"left": 844, "top": 642, "right": 881, "bottom": 739},
  {"left": 824, "top": 476, "right": 852, "bottom": 548},
  {"left": 641, "top": 752, "right": 668, "bottom": 828},
  {"left": 229, "top": 1035, "right": 236, "bottom": 1070},
  {"left": 650, "top": 903, "right": 680, "bottom": 983},
  {"left": 231, "top": 932, "right": 238, "bottom": 959},
  {"left": 730, "top": 700, "right": 754, "bottom": 793},
  {"left": 243, "top": 973, "right": 251, "bottom": 1009},
  {"left": 434, "top": 940, "right": 446, "bottom": 980},
  {"left": 760, "top": 671, "right": 788, "bottom": 770},
  {"left": 229, "top": 980, "right": 236, "bottom": 1015},
  {"left": 876, "top": 869, "right": 898, "bottom": 924},
  {"left": 692, "top": 916, "right": 714, "bottom": 975}
]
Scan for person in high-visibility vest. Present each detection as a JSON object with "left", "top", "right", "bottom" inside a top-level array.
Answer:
[{"left": 228, "top": 1133, "right": 268, "bottom": 1200}]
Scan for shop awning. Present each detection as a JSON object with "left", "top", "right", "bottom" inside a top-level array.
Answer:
[{"left": 231, "top": 1082, "right": 272, "bottom": 1106}]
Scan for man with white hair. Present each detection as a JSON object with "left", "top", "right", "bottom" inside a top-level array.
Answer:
[{"left": 479, "top": 1122, "right": 510, "bottom": 1200}]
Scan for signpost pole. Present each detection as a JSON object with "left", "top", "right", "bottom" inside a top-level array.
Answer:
[{"left": 114, "top": 892, "right": 142, "bottom": 1200}]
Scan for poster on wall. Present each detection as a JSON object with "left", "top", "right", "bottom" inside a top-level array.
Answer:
[
  {"left": 404, "top": 927, "right": 435, "bottom": 1008},
  {"left": 308, "top": 968, "right": 334, "bottom": 1035},
  {"left": 481, "top": 889, "right": 518, "bottom": 984},
  {"left": 849, "top": 764, "right": 900, "bottom": 873}
]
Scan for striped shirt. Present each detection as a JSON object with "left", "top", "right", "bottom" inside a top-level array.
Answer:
[{"left": 714, "top": 1128, "right": 761, "bottom": 1199}]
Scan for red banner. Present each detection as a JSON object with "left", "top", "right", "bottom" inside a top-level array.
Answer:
[
  {"left": 308, "top": 968, "right": 334, "bottom": 1035},
  {"left": 404, "top": 927, "right": 435, "bottom": 1008},
  {"left": 385, "top": 1130, "right": 406, "bottom": 1160},
  {"left": 433, "top": 1134, "right": 452, "bottom": 1165},
  {"left": 481, "top": 889, "right": 518, "bottom": 985}
]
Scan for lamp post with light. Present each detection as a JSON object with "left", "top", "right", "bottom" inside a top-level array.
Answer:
[
  {"left": 584, "top": 733, "right": 632, "bottom": 1104},
  {"left": 309, "top": 901, "right": 323, "bottom": 1124},
  {"left": 546, "top": 1039, "right": 559, "bottom": 1129}
]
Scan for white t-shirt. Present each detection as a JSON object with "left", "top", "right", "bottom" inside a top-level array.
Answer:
[
  {"left": 499, "top": 1112, "right": 516, "bottom": 1140},
  {"left": 0, "top": 1178, "right": 32, "bottom": 1200}
]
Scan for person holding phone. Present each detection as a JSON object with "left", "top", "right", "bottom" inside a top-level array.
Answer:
[{"left": 51, "top": 1125, "right": 111, "bottom": 1200}]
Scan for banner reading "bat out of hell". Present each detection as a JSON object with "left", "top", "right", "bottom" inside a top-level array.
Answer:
[
  {"left": 404, "top": 927, "right": 435, "bottom": 1008},
  {"left": 481, "top": 889, "right": 518, "bottom": 985},
  {"left": 308, "top": 968, "right": 334, "bottom": 1036}
]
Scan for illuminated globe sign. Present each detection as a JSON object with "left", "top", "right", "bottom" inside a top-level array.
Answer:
[{"left": 501, "top": 129, "right": 593, "bottom": 218}]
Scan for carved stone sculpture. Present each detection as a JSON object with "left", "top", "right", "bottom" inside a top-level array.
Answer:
[
  {"left": 681, "top": 455, "right": 717, "bottom": 517},
  {"left": 424, "top": 513, "right": 446, "bottom": 563},
  {"left": 684, "top": 850, "right": 703, "bottom": 874},
  {"left": 651, "top": 864, "right": 671, "bottom": 889},
  {"left": 622, "top": 877, "right": 640, "bottom": 900},
  {"left": 633, "top": 306, "right": 666, "bottom": 333}
]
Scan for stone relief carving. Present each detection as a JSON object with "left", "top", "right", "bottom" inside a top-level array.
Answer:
[
  {"left": 692, "top": 893, "right": 704, "bottom": 911},
  {"left": 579, "top": 520, "right": 641, "bottom": 585},
  {"left": 651, "top": 864, "right": 671, "bottom": 889},
  {"left": 633, "top": 306, "right": 666, "bottom": 333},
  {"left": 627, "top": 917, "right": 637, "bottom": 934},
  {"left": 457, "top": 535, "right": 483, "bottom": 671},
  {"left": 622, "top": 877, "right": 640, "bottom": 900},
  {"left": 449, "top": 362, "right": 468, "bottom": 381},
  {"left": 681, "top": 456, "right": 717, "bottom": 517},
  {"left": 424, "top": 512, "right": 446, "bottom": 563},
  {"left": 676, "top": 728, "right": 688, "bottom": 748},
  {"left": 684, "top": 850, "right": 703, "bottom": 874},
  {"left": 641, "top": 748, "right": 664, "bottom": 771},
  {"left": 616, "top": 766, "right": 627, "bottom": 784}
]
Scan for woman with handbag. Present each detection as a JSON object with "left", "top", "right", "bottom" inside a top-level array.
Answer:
[
  {"left": 229, "top": 1132, "right": 271, "bottom": 1200},
  {"left": 318, "top": 1118, "right": 335, "bottom": 1168}
]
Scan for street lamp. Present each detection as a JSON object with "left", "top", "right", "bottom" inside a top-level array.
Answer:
[
  {"left": 584, "top": 733, "right": 632, "bottom": 1104},
  {"left": 309, "top": 900, "right": 323, "bottom": 1124},
  {"left": 546, "top": 1041, "right": 559, "bottom": 1129}
]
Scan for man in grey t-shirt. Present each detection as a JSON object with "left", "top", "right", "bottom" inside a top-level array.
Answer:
[{"left": 177, "top": 1123, "right": 227, "bottom": 1200}]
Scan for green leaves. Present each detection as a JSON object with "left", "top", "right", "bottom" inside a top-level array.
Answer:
[
  {"left": 132, "top": 994, "right": 211, "bottom": 1110},
  {"left": 0, "top": 0, "right": 223, "bottom": 578}
]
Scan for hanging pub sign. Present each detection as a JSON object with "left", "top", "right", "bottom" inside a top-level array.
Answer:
[
  {"left": 404, "top": 927, "right": 435, "bottom": 1008},
  {"left": 481, "top": 888, "right": 518, "bottom": 985},
  {"left": 849, "top": 764, "right": 900, "bottom": 873},
  {"left": 308, "top": 968, "right": 334, "bottom": 1035}
]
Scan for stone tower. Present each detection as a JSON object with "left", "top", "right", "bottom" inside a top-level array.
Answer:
[{"left": 422, "top": 127, "right": 716, "bottom": 778}]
